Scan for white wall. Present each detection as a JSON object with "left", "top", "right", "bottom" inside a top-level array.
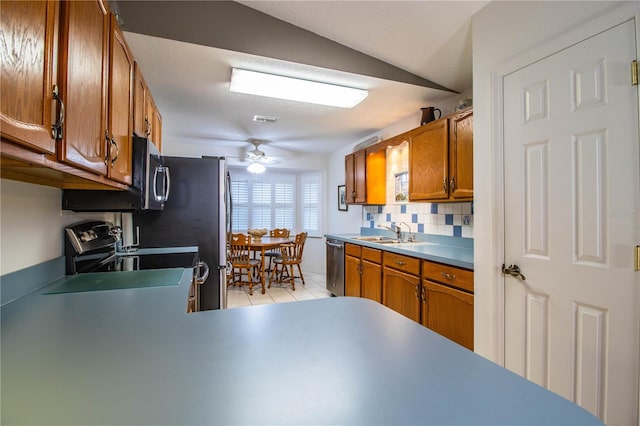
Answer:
[
  {"left": 472, "top": 0, "right": 637, "bottom": 362},
  {"left": 0, "top": 179, "right": 115, "bottom": 275}
]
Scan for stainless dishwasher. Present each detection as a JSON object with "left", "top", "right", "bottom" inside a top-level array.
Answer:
[{"left": 325, "top": 238, "right": 345, "bottom": 296}]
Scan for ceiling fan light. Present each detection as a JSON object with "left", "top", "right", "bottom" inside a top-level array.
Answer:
[
  {"left": 230, "top": 68, "right": 368, "bottom": 108},
  {"left": 247, "top": 162, "right": 266, "bottom": 174}
]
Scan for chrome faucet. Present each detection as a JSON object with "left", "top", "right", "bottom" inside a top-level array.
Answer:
[
  {"left": 399, "top": 222, "right": 414, "bottom": 242},
  {"left": 378, "top": 224, "right": 401, "bottom": 240}
]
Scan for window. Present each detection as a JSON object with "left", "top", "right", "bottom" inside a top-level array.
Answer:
[
  {"left": 300, "top": 172, "right": 322, "bottom": 237},
  {"left": 230, "top": 171, "right": 296, "bottom": 232},
  {"left": 230, "top": 178, "right": 249, "bottom": 232},
  {"left": 229, "top": 170, "right": 323, "bottom": 236}
]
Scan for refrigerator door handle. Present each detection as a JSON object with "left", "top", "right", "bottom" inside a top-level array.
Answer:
[{"left": 196, "top": 260, "right": 209, "bottom": 285}]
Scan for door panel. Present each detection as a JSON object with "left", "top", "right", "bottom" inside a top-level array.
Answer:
[
  {"left": 503, "top": 20, "right": 639, "bottom": 424},
  {"left": 107, "top": 15, "right": 133, "bottom": 184},
  {"left": 59, "top": 0, "right": 108, "bottom": 175},
  {"left": 0, "top": 0, "right": 58, "bottom": 153}
]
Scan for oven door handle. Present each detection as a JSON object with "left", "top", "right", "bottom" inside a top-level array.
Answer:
[{"left": 195, "top": 260, "right": 209, "bottom": 285}]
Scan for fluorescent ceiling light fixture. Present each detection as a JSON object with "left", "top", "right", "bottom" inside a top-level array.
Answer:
[
  {"left": 230, "top": 68, "right": 368, "bottom": 108},
  {"left": 247, "top": 162, "right": 266, "bottom": 174}
]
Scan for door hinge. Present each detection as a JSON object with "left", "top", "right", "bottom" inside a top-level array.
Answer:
[
  {"left": 632, "top": 60, "right": 638, "bottom": 86},
  {"left": 635, "top": 245, "right": 640, "bottom": 271}
]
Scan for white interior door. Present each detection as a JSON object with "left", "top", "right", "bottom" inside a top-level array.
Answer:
[{"left": 503, "top": 19, "right": 639, "bottom": 424}]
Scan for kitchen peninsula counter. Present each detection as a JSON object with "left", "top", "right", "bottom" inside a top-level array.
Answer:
[{"left": 2, "top": 272, "right": 600, "bottom": 424}]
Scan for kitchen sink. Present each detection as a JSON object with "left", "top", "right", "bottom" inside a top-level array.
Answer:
[
  {"left": 352, "top": 236, "right": 401, "bottom": 244},
  {"left": 352, "top": 236, "right": 437, "bottom": 247}
]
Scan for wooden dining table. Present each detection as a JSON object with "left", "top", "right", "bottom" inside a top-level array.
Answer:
[{"left": 249, "top": 236, "right": 292, "bottom": 292}]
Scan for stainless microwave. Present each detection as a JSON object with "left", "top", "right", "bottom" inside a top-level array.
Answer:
[{"left": 62, "top": 137, "right": 170, "bottom": 212}]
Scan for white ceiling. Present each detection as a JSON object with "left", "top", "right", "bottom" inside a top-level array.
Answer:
[{"left": 121, "top": 1, "right": 489, "bottom": 168}]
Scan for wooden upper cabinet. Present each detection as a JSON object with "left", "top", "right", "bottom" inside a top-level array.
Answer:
[
  {"left": 409, "top": 109, "right": 473, "bottom": 202},
  {"left": 345, "top": 148, "right": 385, "bottom": 205},
  {"left": 150, "top": 96, "right": 162, "bottom": 151},
  {"left": 134, "top": 67, "right": 162, "bottom": 152},
  {"left": 409, "top": 119, "right": 449, "bottom": 201},
  {"left": 449, "top": 110, "right": 473, "bottom": 200},
  {"left": 58, "top": 0, "right": 109, "bottom": 176},
  {"left": 0, "top": 1, "right": 59, "bottom": 154},
  {"left": 133, "top": 62, "right": 148, "bottom": 138},
  {"left": 345, "top": 150, "right": 366, "bottom": 204},
  {"left": 107, "top": 14, "right": 133, "bottom": 185}
]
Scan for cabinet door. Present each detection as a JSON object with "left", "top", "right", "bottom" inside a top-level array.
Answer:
[
  {"left": 345, "top": 254, "right": 361, "bottom": 297},
  {"left": 58, "top": 0, "right": 109, "bottom": 175},
  {"left": 152, "top": 103, "right": 162, "bottom": 152},
  {"left": 449, "top": 110, "right": 473, "bottom": 199},
  {"left": 365, "top": 149, "right": 386, "bottom": 205},
  {"left": 361, "top": 259, "right": 382, "bottom": 303},
  {"left": 345, "top": 153, "right": 355, "bottom": 203},
  {"left": 133, "top": 62, "right": 148, "bottom": 138},
  {"left": 409, "top": 119, "right": 449, "bottom": 201},
  {"left": 382, "top": 266, "right": 421, "bottom": 323},
  {"left": 423, "top": 280, "right": 474, "bottom": 350},
  {"left": 107, "top": 14, "right": 133, "bottom": 185},
  {"left": 0, "top": 0, "right": 58, "bottom": 154},
  {"left": 344, "top": 150, "right": 367, "bottom": 204},
  {"left": 353, "top": 149, "right": 366, "bottom": 203}
]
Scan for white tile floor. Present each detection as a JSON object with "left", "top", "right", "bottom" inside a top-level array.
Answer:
[{"left": 227, "top": 270, "right": 332, "bottom": 308}]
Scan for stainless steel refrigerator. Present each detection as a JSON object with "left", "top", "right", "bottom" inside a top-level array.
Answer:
[{"left": 133, "top": 156, "right": 230, "bottom": 311}]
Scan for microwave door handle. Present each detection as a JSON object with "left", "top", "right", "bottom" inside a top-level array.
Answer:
[
  {"left": 162, "top": 166, "right": 171, "bottom": 201},
  {"left": 152, "top": 166, "right": 160, "bottom": 201}
]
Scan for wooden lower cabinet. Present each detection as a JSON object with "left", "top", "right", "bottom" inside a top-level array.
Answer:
[
  {"left": 345, "top": 244, "right": 362, "bottom": 297},
  {"left": 361, "top": 259, "right": 382, "bottom": 303},
  {"left": 422, "top": 280, "right": 474, "bottom": 350},
  {"left": 348, "top": 243, "right": 474, "bottom": 350},
  {"left": 382, "top": 266, "right": 421, "bottom": 323},
  {"left": 345, "top": 243, "right": 382, "bottom": 301}
]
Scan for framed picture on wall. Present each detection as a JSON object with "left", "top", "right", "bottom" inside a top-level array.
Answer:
[{"left": 338, "top": 185, "right": 348, "bottom": 211}]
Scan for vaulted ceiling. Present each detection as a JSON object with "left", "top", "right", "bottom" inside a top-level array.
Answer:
[{"left": 115, "top": 1, "right": 488, "bottom": 168}]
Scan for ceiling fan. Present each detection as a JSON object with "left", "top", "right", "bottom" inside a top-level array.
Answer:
[
  {"left": 245, "top": 140, "right": 280, "bottom": 163},
  {"left": 244, "top": 139, "right": 280, "bottom": 173}
]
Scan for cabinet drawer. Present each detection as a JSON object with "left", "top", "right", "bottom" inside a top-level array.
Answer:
[
  {"left": 345, "top": 243, "right": 361, "bottom": 257},
  {"left": 383, "top": 252, "right": 420, "bottom": 276},
  {"left": 422, "top": 261, "right": 474, "bottom": 293},
  {"left": 362, "top": 246, "right": 382, "bottom": 263}
]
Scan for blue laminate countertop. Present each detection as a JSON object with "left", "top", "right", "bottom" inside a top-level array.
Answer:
[
  {"left": 2, "top": 276, "right": 600, "bottom": 425},
  {"left": 325, "top": 233, "right": 474, "bottom": 270}
]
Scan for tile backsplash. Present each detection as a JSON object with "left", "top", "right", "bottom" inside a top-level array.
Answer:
[
  {"left": 361, "top": 142, "right": 473, "bottom": 239},
  {"left": 363, "top": 202, "right": 474, "bottom": 238}
]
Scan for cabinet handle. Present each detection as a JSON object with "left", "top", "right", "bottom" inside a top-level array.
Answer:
[
  {"left": 104, "top": 131, "right": 110, "bottom": 165},
  {"left": 395, "top": 260, "right": 406, "bottom": 266},
  {"left": 441, "top": 272, "right": 456, "bottom": 281},
  {"left": 109, "top": 136, "right": 119, "bottom": 165},
  {"left": 450, "top": 177, "right": 456, "bottom": 192},
  {"left": 415, "top": 283, "right": 420, "bottom": 300},
  {"left": 421, "top": 285, "right": 426, "bottom": 303},
  {"left": 51, "top": 85, "right": 65, "bottom": 139},
  {"left": 443, "top": 178, "right": 448, "bottom": 194},
  {"left": 351, "top": 190, "right": 356, "bottom": 201},
  {"left": 144, "top": 116, "right": 151, "bottom": 136}
]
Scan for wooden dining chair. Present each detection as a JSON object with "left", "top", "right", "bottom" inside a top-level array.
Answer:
[
  {"left": 268, "top": 232, "right": 307, "bottom": 291},
  {"left": 227, "top": 233, "right": 262, "bottom": 295},
  {"left": 264, "top": 228, "right": 291, "bottom": 272}
]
